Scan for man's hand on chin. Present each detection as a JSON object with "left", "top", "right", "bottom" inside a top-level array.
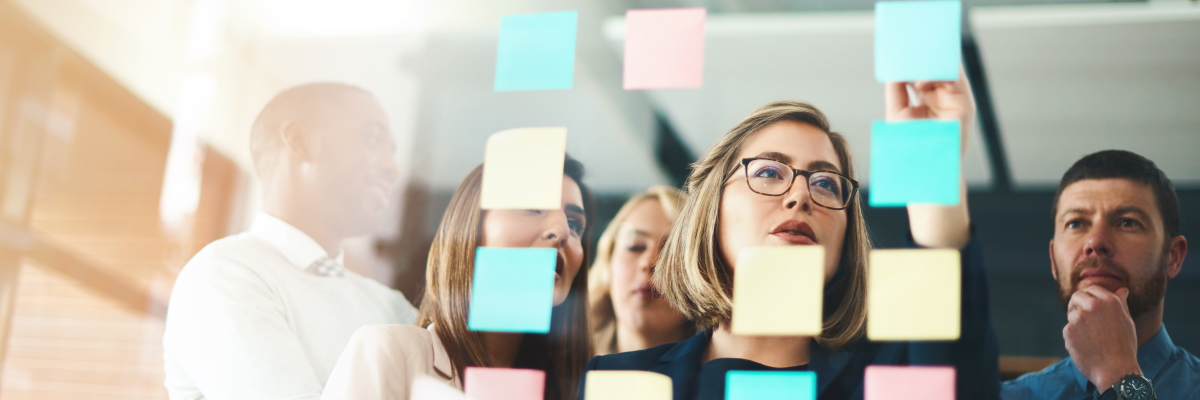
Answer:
[{"left": 1063, "top": 285, "right": 1143, "bottom": 392}]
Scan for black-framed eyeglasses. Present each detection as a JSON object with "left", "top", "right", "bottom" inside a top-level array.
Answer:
[{"left": 735, "top": 157, "right": 860, "bottom": 210}]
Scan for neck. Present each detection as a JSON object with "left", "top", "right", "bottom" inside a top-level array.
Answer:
[
  {"left": 705, "top": 324, "right": 811, "bottom": 368},
  {"left": 483, "top": 332, "right": 524, "bottom": 367},
  {"left": 1133, "top": 304, "right": 1164, "bottom": 348},
  {"left": 615, "top": 321, "right": 690, "bottom": 353},
  {"left": 262, "top": 197, "right": 343, "bottom": 257}
]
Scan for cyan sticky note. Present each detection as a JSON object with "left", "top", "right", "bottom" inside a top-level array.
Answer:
[
  {"left": 494, "top": 11, "right": 578, "bottom": 91},
  {"left": 727, "top": 371, "right": 816, "bottom": 400},
  {"left": 468, "top": 247, "right": 557, "bottom": 333},
  {"left": 874, "top": 1, "right": 962, "bottom": 82},
  {"left": 868, "top": 120, "right": 960, "bottom": 207},
  {"left": 864, "top": 366, "right": 955, "bottom": 400}
]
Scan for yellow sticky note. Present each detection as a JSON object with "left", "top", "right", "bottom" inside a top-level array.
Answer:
[
  {"left": 731, "top": 246, "right": 824, "bottom": 336},
  {"left": 867, "top": 249, "right": 961, "bottom": 341},
  {"left": 480, "top": 127, "right": 567, "bottom": 210},
  {"left": 584, "top": 371, "right": 672, "bottom": 400}
]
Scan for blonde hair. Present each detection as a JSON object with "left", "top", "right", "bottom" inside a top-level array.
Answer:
[
  {"left": 587, "top": 186, "right": 689, "bottom": 355},
  {"left": 654, "top": 101, "right": 871, "bottom": 350},
  {"left": 415, "top": 158, "right": 593, "bottom": 400}
]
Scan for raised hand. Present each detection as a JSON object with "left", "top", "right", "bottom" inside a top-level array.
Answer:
[
  {"left": 884, "top": 71, "right": 976, "bottom": 154},
  {"left": 1063, "top": 286, "right": 1143, "bottom": 393},
  {"left": 885, "top": 71, "right": 975, "bottom": 249}
]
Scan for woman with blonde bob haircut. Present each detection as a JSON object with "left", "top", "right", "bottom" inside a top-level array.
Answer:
[
  {"left": 580, "top": 77, "right": 999, "bottom": 400},
  {"left": 322, "top": 157, "right": 594, "bottom": 400},
  {"left": 589, "top": 186, "right": 693, "bottom": 355}
]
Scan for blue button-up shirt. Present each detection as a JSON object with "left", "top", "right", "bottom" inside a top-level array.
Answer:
[{"left": 1001, "top": 325, "right": 1200, "bottom": 399}]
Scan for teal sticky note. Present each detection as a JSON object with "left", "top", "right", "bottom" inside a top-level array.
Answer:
[
  {"left": 869, "top": 120, "right": 961, "bottom": 207},
  {"left": 874, "top": 1, "right": 961, "bottom": 82},
  {"left": 727, "top": 371, "right": 817, "bottom": 400},
  {"left": 468, "top": 247, "right": 557, "bottom": 333},
  {"left": 494, "top": 11, "right": 578, "bottom": 91}
]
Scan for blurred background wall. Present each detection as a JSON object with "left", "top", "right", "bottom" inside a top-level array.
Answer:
[{"left": 0, "top": 0, "right": 1195, "bottom": 397}]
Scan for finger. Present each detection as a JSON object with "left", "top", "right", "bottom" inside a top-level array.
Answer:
[
  {"left": 912, "top": 80, "right": 938, "bottom": 93},
  {"left": 884, "top": 82, "right": 910, "bottom": 115},
  {"left": 1068, "top": 290, "right": 1096, "bottom": 311},
  {"left": 1116, "top": 287, "right": 1131, "bottom": 306}
]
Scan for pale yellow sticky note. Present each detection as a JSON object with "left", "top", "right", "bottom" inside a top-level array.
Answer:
[
  {"left": 584, "top": 371, "right": 672, "bottom": 400},
  {"left": 867, "top": 249, "right": 961, "bottom": 341},
  {"left": 480, "top": 127, "right": 567, "bottom": 210},
  {"left": 731, "top": 246, "right": 824, "bottom": 336}
]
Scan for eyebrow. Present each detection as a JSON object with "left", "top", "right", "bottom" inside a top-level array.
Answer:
[
  {"left": 756, "top": 152, "right": 792, "bottom": 165},
  {"left": 1111, "top": 206, "right": 1152, "bottom": 221},
  {"left": 565, "top": 204, "right": 586, "bottom": 218},
  {"left": 806, "top": 160, "right": 842, "bottom": 174}
]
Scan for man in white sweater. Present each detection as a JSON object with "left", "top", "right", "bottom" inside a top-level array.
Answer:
[{"left": 163, "top": 83, "right": 418, "bottom": 400}]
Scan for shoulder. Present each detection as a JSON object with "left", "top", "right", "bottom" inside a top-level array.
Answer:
[
  {"left": 177, "top": 234, "right": 276, "bottom": 282},
  {"left": 586, "top": 341, "right": 678, "bottom": 371},
  {"left": 1000, "top": 357, "right": 1077, "bottom": 397},
  {"left": 345, "top": 273, "right": 417, "bottom": 317}
]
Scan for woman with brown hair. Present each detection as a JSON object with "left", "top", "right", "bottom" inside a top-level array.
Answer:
[
  {"left": 579, "top": 77, "right": 999, "bottom": 400},
  {"left": 321, "top": 157, "right": 594, "bottom": 400},
  {"left": 589, "top": 186, "right": 692, "bottom": 356}
]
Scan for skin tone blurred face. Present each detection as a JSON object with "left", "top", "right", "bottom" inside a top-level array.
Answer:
[
  {"left": 609, "top": 199, "right": 687, "bottom": 339},
  {"left": 303, "top": 91, "right": 402, "bottom": 237},
  {"left": 481, "top": 176, "right": 587, "bottom": 306},
  {"left": 718, "top": 120, "right": 848, "bottom": 281},
  {"left": 1051, "top": 178, "right": 1175, "bottom": 317}
]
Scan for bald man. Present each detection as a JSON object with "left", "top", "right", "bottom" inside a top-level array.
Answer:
[{"left": 163, "top": 83, "right": 417, "bottom": 400}]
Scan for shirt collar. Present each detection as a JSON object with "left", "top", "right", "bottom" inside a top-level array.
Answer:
[
  {"left": 248, "top": 213, "right": 343, "bottom": 271},
  {"left": 1072, "top": 324, "right": 1176, "bottom": 391}
]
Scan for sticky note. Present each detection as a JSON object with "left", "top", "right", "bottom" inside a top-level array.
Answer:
[
  {"left": 731, "top": 246, "right": 824, "bottom": 336},
  {"left": 865, "top": 366, "right": 955, "bottom": 400},
  {"left": 480, "top": 127, "right": 567, "bottom": 210},
  {"left": 727, "top": 371, "right": 816, "bottom": 400},
  {"left": 584, "top": 371, "right": 672, "bottom": 400},
  {"left": 868, "top": 120, "right": 960, "bottom": 207},
  {"left": 465, "top": 367, "right": 545, "bottom": 400},
  {"left": 468, "top": 247, "right": 557, "bottom": 333},
  {"left": 622, "top": 8, "right": 706, "bottom": 90},
  {"left": 494, "top": 11, "right": 578, "bottom": 91},
  {"left": 867, "top": 249, "right": 961, "bottom": 341},
  {"left": 874, "top": 1, "right": 962, "bottom": 82}
]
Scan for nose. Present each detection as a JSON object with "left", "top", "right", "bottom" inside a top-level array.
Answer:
[
  {"left": 1082, "top": 224, "right": 1114, "bottom": 258},
  {"left": 638, "top": 243, "right": 660, "bottom": 273},
  {"left": 541, "top": 210, "right": 570, "bottom": 247},
  {"left": 783, "top": 176, "right": 812, "bottom": 212}
]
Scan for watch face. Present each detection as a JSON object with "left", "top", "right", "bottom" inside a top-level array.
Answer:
[{"left": 1119, "top": 376, "right": 1153, "bottom": 400}]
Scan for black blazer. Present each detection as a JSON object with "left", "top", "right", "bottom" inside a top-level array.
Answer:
[{"left": 579, "top": 231, "right": 999, "bottom": 400}]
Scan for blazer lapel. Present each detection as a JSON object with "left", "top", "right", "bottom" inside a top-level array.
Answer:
[{"left": 650, "top": 331, "right": 711, "bottom": 400}]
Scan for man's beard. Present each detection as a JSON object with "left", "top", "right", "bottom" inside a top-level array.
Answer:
[{"left": 1056, "top": 253, "right": 1168, "bottom": 320}]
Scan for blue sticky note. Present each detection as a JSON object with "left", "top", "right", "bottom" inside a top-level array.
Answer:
[
  {"left": 869, "top": 120, "right": 961, "bottom": 207},
  {"left": 494, "top": 11, "right": 578, "bottom": 91},
  {"left": 875, "top": 1, "right": 962, "bottom": 82},
  {"left": 468, "top": 247, "right": 557, "bottom": 333},
  {"left": 727, "top": 371, "right": 817, "bottom": 400}
]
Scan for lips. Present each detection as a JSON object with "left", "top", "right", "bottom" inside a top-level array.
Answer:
[
  {"left": 1078, "top": 267, "right": 1124, "bottom": 284},
  {"left": 770, "top": 220, "right": 818, "bottom": 245},
  {"left": 634, "top": 283, "right": 662, "bottom": 300},
  {"left": 554, "top": 252, "right": 565, "bottom": 281}
]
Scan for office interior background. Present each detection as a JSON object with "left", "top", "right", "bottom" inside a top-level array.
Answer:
[{"left": 0, "top": 0, "right": 1196, "bottom": 398}]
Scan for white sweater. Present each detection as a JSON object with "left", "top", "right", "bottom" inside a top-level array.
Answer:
[{"left": 163, "top": 213, "right": 417, "bottom": 400}]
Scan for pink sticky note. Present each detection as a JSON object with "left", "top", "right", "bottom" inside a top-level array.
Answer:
[
  {"left": 864, "top": 366, "right": 955, "bottom": 400},
  {"left": 465, "top": 367, "right": 545, "bottom": 400},
  {"left": 623, "top": 8, "right": 706, "bottom": 90}
]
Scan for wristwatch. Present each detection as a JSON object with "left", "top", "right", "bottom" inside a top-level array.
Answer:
[{"left": 1094, "top": 374, "right": 1156, "bottom": 400}]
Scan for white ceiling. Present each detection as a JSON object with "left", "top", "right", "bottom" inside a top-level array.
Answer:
[{"left": 973, "top": 1, "right": 1200, "bottom": 189}]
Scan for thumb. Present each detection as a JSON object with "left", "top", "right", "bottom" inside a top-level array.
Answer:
[{"left": 1117, "top": 287, "right": 1130, "bottom": 301}]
